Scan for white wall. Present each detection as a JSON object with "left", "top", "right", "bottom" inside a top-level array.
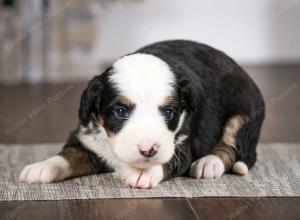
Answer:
[{"left": 92, "top": 0, "right": 300, "bottom": 65}]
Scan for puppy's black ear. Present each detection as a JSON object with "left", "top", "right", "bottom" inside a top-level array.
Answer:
[
  {"left": 79, "top": 76, "right": 103, "bottom": 127},
  {"left": 178, "top": 78, "right": 202, "bottom": 113}
]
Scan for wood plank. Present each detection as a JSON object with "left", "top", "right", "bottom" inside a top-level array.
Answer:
[
  {"left": 188, "top": 197, "right": 300, "bottom": 220},
  {"left": 0, "top": 199, "right": 198, "bottom": 220},
  {"left": 0, "top": 83, "right": 85, "bottom": 143}
]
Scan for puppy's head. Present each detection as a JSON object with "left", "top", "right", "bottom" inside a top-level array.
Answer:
[{"left": 79, "top": 54, "right": 194, "bottom": 169}]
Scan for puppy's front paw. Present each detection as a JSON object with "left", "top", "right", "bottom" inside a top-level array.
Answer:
[
  {"left": 19, "top": 156, "right": 71, "bottom": 184},
  {"left": 120, "top": 165, "right": 163, "bottom": 189},
  {"left": 189, "top": 155, "right": 225, "bottom": 179}
]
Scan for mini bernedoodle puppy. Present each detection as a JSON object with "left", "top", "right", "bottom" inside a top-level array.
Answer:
[{"left": 20, "top": 40, "right": 265, "bottom": 188}]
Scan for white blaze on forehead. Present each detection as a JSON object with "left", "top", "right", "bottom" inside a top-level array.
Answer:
[{"left": 110, "top": 53, "right": 175, "bottom": 104}]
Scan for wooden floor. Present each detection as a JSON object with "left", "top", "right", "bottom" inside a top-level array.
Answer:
[{"left": 0, "top": 65, "right": 300, "bottom": 220}]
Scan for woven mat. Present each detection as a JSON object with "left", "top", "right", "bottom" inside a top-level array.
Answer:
[{"left": 0, "top": 143, "right": 299, "bottom": 201}]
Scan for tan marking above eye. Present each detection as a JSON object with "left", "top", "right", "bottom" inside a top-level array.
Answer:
[
  {"left": 118, "top": 96, "right": 134, "bottom": 108},
  {"left": 160, "top": 96, "right": 173, "bottom": 107}
]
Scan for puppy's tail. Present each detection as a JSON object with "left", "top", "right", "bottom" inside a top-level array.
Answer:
[{"left": 232, "top": 161, "right": 248, "bottom": 175}]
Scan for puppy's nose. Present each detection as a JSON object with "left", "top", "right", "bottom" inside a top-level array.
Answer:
[{"left": 138, "top": 141, "right": 159, "bottom": 158}]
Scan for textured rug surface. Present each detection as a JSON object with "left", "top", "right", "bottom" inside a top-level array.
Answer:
[{"left": 0, "top": 143, "right": 299, "bottom": 201}]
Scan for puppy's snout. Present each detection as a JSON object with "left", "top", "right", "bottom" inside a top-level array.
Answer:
[
  {"left": 138, "top": 140, "right": 159, "bottom": 158},
  {"left": 139, "top": 146, "right": 158, "bottom": 158}
]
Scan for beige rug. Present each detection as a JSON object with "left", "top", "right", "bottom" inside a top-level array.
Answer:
[{"left": 0, "top": 143, "right": 299, "bottom": 201}]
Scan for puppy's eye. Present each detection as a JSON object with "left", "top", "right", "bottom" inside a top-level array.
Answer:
[
  {"left": 162, "top": 108, "right": 174, "bottom": 120},
  {"left": 113, "top": 108, "right": 129, "bottom": 119}
]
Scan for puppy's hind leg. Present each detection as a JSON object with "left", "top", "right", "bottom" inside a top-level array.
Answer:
[
  {"left": 233, "top": 110, "right": 265, "bottom": 174},
  {"left": 190, "top": 114, "right": 261, "bottom": 178}
]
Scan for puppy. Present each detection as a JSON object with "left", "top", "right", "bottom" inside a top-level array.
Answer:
[{"left": 20, "top": 40, "right": 265, "bottom": 188}]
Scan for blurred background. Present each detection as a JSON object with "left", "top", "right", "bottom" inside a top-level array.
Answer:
[
  {"left": 1, "top": 0, "right": 300, "bottom": 84},
  {"left": 0, "top": 0, "right": 299, "bottom": 143}
]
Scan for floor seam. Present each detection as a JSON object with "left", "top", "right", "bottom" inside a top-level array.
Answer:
[{"left": 185, "top": 197, "right": 201, "bottom": 220}]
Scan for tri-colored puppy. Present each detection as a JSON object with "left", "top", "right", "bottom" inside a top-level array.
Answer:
[{"left": 20, "top": 40, "right": 265, "bottom": 188}]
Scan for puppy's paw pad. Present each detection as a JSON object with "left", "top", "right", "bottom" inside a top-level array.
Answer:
[
  {"left": 19, "top": 156, "right": 70, "bottom": 184},
  {"left": 190, "top": 155, "right": 225, "bottom": 179}
]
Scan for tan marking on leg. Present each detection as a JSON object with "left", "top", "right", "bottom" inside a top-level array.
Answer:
[
  {"left": 58, "top": 147, "right": 97, "bottom": 178},
  {"left": 210, "top": 115, "right": 244, "bottom": 171},
  {"left": 222, "top": 115, "right": 243, "bottom": 148},
  {"left": 210, "top": 144, "right": 236, "bottom": 171}
]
